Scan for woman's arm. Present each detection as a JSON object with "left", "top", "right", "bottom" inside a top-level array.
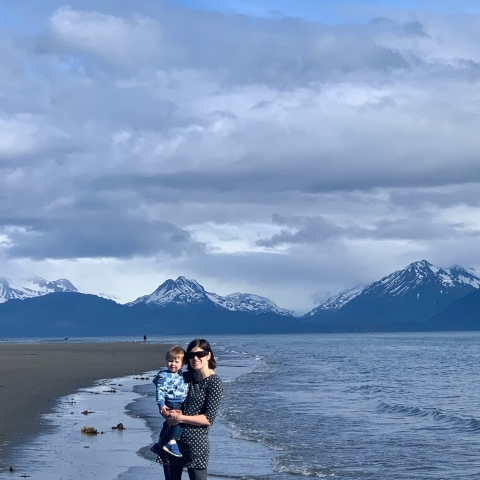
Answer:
[
  {"left": 165, "top": 412, "right": 211, "bottom": 427},
  {"left": 164, "top": 375, "right": 223, "bottom": 427}
]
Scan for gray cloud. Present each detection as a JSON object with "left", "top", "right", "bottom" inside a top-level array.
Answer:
[
  {"left": 369, "top": 216, "right": 479, "bottom": 241},
  {"left": 256, "top": 212, "right": 480, "bottom": 248},
  {"left": 1, "top": 210, "right": 203, "bottom": 260},
  {"left": 257, "top": 215, "right": 347, "bottom": 247},
  {"left": 389, "top": 184, "right": 480, "bottom": 209},
  {"left": 370, "top": 17, "right": 429, "bottom": 38}
]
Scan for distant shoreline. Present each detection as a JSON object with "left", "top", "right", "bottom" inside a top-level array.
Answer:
[{"left": 0, "top": 341, "right": 171, "bottom": 465}]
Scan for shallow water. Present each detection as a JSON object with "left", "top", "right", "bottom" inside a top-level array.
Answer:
[
  {"left": 216, "top": 333, "right": 480, "bottom": 480},
  {"left": 4, "top": 332, "right": 480, "bottom": 479}
]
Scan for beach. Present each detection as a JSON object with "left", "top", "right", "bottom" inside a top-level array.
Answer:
[
  {"left": 0, "top": 341, "right": 171, "bottom": 465},
  {"left": 0, "top": 336, "right": 268, "bottom": 480}
]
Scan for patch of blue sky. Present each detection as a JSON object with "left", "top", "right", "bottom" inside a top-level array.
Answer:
[
  {"left": 58, "top": 57, "right": 77, "bottom": 70},
  {"left": 162, "top": 0, "right": 480, "bottom": 22},
  {"left": 0, "top": 5, "right": 20, "bottom": 28},
  {"left": 55, "top": 56, "right": 89, "bottom": 78},
  {"left": 0, "top": 4, "right": 46, "bottom": 34}
]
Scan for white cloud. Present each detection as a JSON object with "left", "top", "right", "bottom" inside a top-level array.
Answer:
[
  {"left": 49, "top": 6, "right": 162, "bottom": 65},
  {"left": 0, "top": 114, "right": 66, "bottom": 159}
]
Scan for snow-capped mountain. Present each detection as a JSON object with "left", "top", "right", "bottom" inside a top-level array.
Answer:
[
  {"left": 128, "top": 276, "right": 291, "bottom": 316},
  {"left": 0, "top": 276, "right": 77, "bottom": 304},
  {"left": 128, "top": 277, "right": 208, "bottom": 307},
  {"left": 360, "top": 260, "right": 480, "bottom": 298},
  {"left": 305, "top": 285, "right": 365, "bottom": 317},
  {"left": 305, "top": 260, "right": 480, "bottom": 326}
]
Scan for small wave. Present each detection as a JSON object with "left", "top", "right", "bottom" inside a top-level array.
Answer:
[
  {"left": 210, "top": 474, "right": 272, "bottom": 480},
  {"left": 219, "top": 413, "right": 288, "bottom": 452},
  {"left": 272, "top": 456, "right": 333, "bottom": 478},
  {"left": 377, "top": 402, "right": 480, "bottom": 432},
  {"left": 221, "top": 419, "right": 286, "bottom": 450},
  {"left": 343, "top": 384, "right": 384, "bottom": 394}
]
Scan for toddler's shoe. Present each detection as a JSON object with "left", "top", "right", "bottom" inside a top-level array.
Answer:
[
  {"left": 150, "top": 443, "right": 162, "bottom": 455},
  {"left": 163, "top": 442, "right": 182, "bottom": 457}
]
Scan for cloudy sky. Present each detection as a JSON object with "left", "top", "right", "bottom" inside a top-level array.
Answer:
[{"left": 1, "top": 0, "right": 480, "bottom": 312}]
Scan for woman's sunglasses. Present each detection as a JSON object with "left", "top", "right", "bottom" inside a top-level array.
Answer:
[{"left": 187, "top": 350, "right": 209, "bottom": 360}]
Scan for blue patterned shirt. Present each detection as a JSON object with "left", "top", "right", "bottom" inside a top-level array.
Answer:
[{"left": 153, "top": 369, "right": 188, "bottom": 408}]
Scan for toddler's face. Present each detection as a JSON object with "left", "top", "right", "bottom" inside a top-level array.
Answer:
[{"left": 167, "top": 356, "right": 183, "bottom": 373}]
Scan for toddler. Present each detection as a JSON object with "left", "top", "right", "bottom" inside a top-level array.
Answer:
[{"left": 150, "top": 345, "right": 188, "bottom": 457}]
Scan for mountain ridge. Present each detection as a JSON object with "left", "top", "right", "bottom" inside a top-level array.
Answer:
[
  {"left": 128, "top": 276, "right": 292, "bottom": 316},
  {"left": 0, "top": 276, "right": 78, "bottom": 304},
  {"left": 304, "top": 260, "right": 480, "bottom": 328}
]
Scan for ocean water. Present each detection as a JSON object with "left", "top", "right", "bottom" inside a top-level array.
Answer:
[{"left": 4, "top": 332, "right": 480, "bottom": 479}]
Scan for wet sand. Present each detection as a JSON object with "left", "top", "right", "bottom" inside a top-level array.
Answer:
[{"left": 0, "top": 342, "right": 171, "bottom": 463}]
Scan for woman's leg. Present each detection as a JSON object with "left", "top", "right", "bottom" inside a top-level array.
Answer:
[
  {"left": 163, "top": 465, "right": 183, "bottom": 480},
  {"left": 187, "top": 468, "right": 207, "bottom": 480}
]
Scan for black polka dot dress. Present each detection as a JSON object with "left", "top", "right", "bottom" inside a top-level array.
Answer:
[{"left": 159, "top": 371, "right": 223, "bottom": 469}]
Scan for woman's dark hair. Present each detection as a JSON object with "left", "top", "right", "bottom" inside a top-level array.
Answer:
[{"left": 186, "top": 338, "right": 217, "bottom": 371}]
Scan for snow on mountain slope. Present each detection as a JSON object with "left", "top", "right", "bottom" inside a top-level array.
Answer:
[
  {"left": 0, "top": 277, "right": 40, "bottom": 303},
  {"left": 25, "top": 276, "right": 78, "bottom": 294},
  {"left": 305, "top": 285, "right": 365, "bottom": 316},
  {"left": 128, "top": 276, "right": 291, "bottom": 315},
  {"left": 0, "top": 276, "right": 78, "bottom": 304},
  {"left": 206, "top": 292, "right": 291, "bottom": 315}
]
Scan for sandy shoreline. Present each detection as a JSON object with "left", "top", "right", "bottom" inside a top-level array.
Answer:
[{"left": 0, "top": 341, "right": 171, "bottom": 464}]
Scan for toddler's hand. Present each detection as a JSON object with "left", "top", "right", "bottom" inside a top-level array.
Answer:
[{"left": 160, "top": 406, "right": 169, "bottom": 416}]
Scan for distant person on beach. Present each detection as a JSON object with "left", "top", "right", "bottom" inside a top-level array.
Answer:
[
  {"left": 151, "top": 345, "right": 188, "bottom": 458},
  {"left": 159, "top": 339, "right": 223, "bottom": 480},
  {"left": 144, "top": 335, "right": 147, "bottom": 343}
]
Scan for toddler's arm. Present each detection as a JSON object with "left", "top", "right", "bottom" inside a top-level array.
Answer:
[{"left": 154, "top": 371, "right": 169, "bottom": 410}]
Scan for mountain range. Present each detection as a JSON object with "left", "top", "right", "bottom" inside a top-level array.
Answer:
[
  {"left": 1, "top": 260, "right": 480, "bottom": 336},
  {"left": 0, "top": 275, "right": 310, "bottom": 336}
]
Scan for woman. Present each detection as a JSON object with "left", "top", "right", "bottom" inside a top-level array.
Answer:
[{"left": 160, "top": 339, "right": 223, "bottom": 480}]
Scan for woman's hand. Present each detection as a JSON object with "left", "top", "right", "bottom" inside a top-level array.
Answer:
[{"left": 165, "top": 412, "right": 181, "bottom": 426}]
